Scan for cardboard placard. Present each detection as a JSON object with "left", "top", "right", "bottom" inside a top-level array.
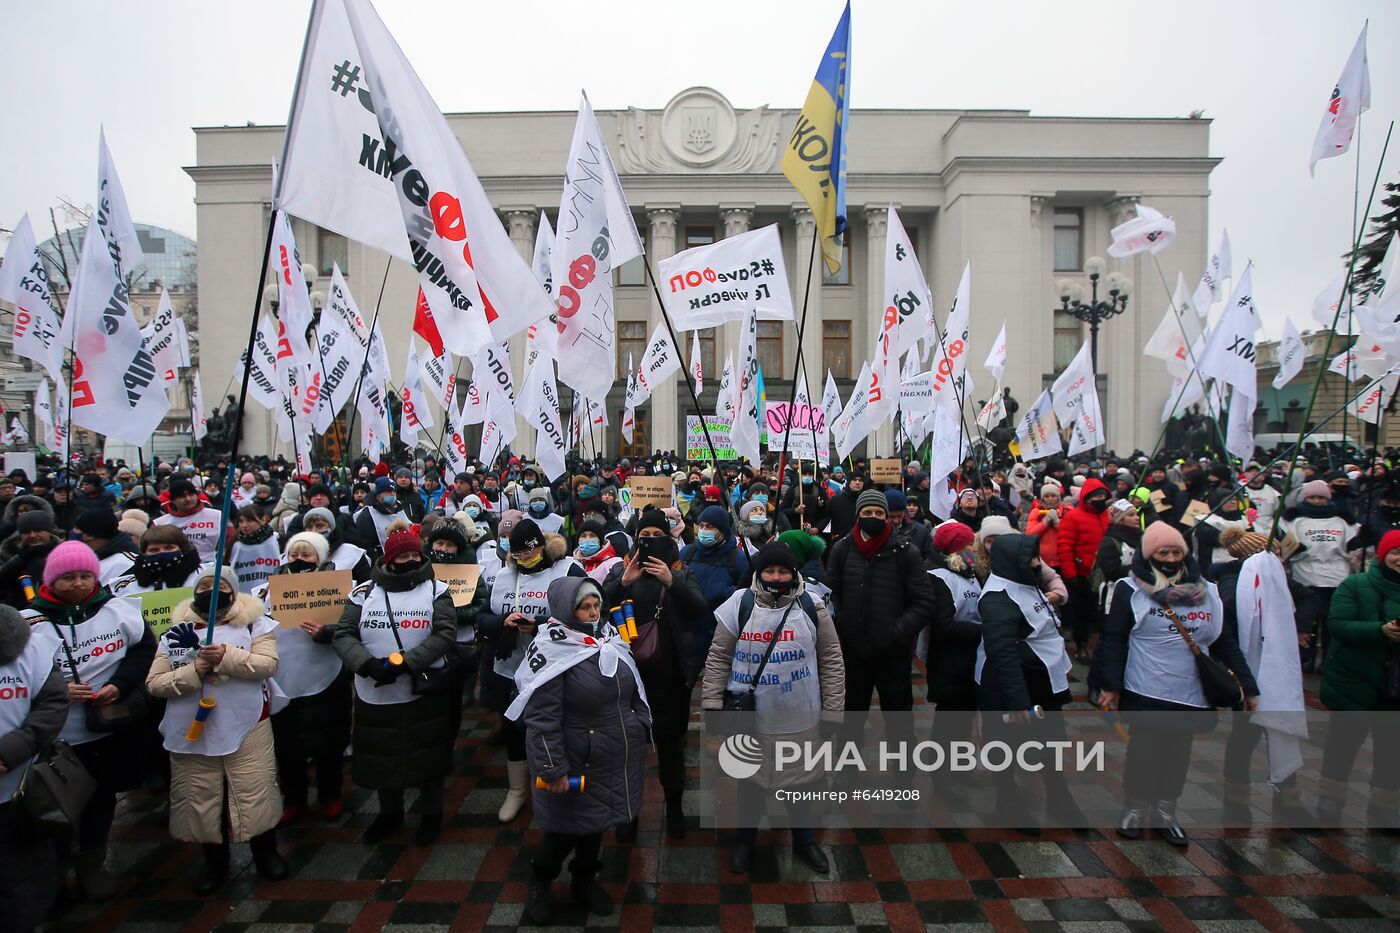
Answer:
[
  {"left": 267, "top": 569, "right": 353, "bottom": 630},
  {"left": 870, "top": 459, "right": 903, "bottom": 484},
  {"left": 1149, "top": 489, "right": 1172, "bottom": 513},
  {"left": 434, "top": 564, "right": 481, "bottom": 608},
  {"left": 627, "top": 476, "right": 673, "bottom": 512},
  {"left": 1180, "top": 499, "right": 1211, "bottom": 527},
  {"left": 127, "top": 587, "right": 193, "bottom": 638}
]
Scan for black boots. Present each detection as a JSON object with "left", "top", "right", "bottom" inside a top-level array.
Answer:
[
  {"left": 729, "top": 841, "right": 752, "bottom": 874},
  {"left": 664, "top": 790, "right": 686, "bottom": 839},
  {"left": 570, "top": 873, "right": 614, "bottom": 916},
  {"left": 250, "top": 830, "right": 291, "bottom": 880},
  {"left": 793, "top": 842, "right": 830, "bottom": 873},
  {"left": 414, "top": 812, "right": 443, "bottom": 847},
  {"left": 195, "top": 843, "right": 230, "bottom": 895},
  {"left": 362, "top": 811, "right": 404, "bottom": 845},
  {"left": 524, "top": 874, "right": 552, "bottom": 925}
]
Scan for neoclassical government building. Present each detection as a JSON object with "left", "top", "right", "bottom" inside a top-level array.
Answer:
[{"left": 187, "top": 87, "right": 1219, "bottom": 462}]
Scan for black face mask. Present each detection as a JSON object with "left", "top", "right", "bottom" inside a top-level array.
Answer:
[
  {"left": 288, "top": 559, "right": 319, "bottom": 574},
  {"left": 134, "top": 549, "right": 198, "bottom": 586},
  {"left": 760, "top": 578, "right": 793, "bottom": 596},
  {"left": 1150, "top": 558, "right": 1184, "bottom": 579},
  {"left": 1381, "top": 504, "right": 1400, "bottom": 521},
  {"left": 429, "top": 548, "right": 456, "bottom": 563},
  {"left": 392, "top": 558, "right": 423, "bottom": 574},
  {"left": 1086, "top": 496, "right": 1109, "bottom": 512},
  {"left": 858, "top": 516, "right": 887, "bottom": 536},
  {"left": 193, "top": 588, "right": 233, "bottom": 617}
]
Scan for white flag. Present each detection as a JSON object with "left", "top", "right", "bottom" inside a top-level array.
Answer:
[
  {"left": 885, "top": 207, "right": 934, "bottom": 359},
  {"left": 821, "top": 370, "right": 842, "bottom": 438},
  {"left": 1192, "top": 229, "right": 1232, "bottom": 317},
  {"left": 442, "top": 395, "right": 470, "bottom": 475},
  {"left": 269, "top": 209, "right": 316, "bottom": 375},
  {"left": 1225, "top": 385, "right": 1256, "bottom": 462},
  {"left": 1197, "top": 266, "right": 1259, "bottom": 393},
  {"left": 926, "top": 404, "right": 967, "bottom": 520},
  {"left": 1015, "top": 389, "right": 1063, "bottom": 462},
  {"left": 459, "top": 378, "right": 486, "bottom": 426},
  {"left": 275, "top": 0, "right": 409, "bottom": 258},
  {"left": 142, "top": 289, "right": 189, "bottom": 385},
  {"left": 518, "top": 356, "right": 567, "bottom": 481},
  {"left": 524, "top": 214, "right": 559, "bottom": 372},
  {"left": 533, "top": 210, "right": 555, "bottom": 296},
  {"left": 1349, "top": 370, "right": 1400, "bottom": 425},
  {"left": 984, "top": 321, "right": 1008, "bottom": 384},
  {"left": 191, "top": 372, "right": 208, "bottom": 442},
  {"left": 929, "top": 263, "right": 973, "bottom": 413},
  {"left": 352, "top": 320, "right": 390, "bottom": 449},
  {"left": 1107, "top": 203, "right": 1176, "bottom": 258},
  {"left": 418, "top": 346, "right": 457, "bottom": 415},
  {"left": 399, "top": 340, "right": 434, "bottom": 445},
  {"left": 1051, "top": 340, "right": 1097, "bottom": 425},
  {"left": 552, "top": 92, "right": 644, "bottom": 401},
  {"left": 633, "top": 322, "right": 681, "bottom": 407},
  {"left": 975, "top": 390, "right": 1006, "bottom": 432},
  {"left": 622, "top": 352, "right": 639, "bottom": 441},
  {"left": 1273, "top": 318, "right": 1306, "bottom": 390},
  {"left": 716, "top": 352, "right": 736, "bottom": 420},
  {"left": 471, "top": 342, "right": 515, "bottom": 407},
  {"left": 96, "top": 128, "right": 144, "bottom": 280},
  {"left": 235, "top": 314, "right": 284, "bottom": 411},
  {"left": 33, "top": 379, "right": 52, "bottom": 427},
  {"left": 6, "top": 417, "right": 28, "bottom": 446},
  {"left": 730, "top": 306, "right": 762, "bottom": 465},
  {"left": 478, "top": 384, "right": 518, "bottom": 468},
  {"left": 43, "top": 380, "right": 70, "bottom": 461},
  {"left": 1309, "top": 23, "right": 1371, "bottom": 177},
  {"left": 689, "top": 330, "right": 704, "bottom": 395},
  {"left": 341, "top": 0, "right": 555, "bottom": 354},
  {"left": 1310, "top": 268, "right": 1351, "bottom": 331},
  {"left": 832, "top": 360, "right": 873, "bottom": 463},
  {"left": 1143, "top": 272, "right": 1204, "bottom": 379},
  {"left": 1327, "top": 347, "right": 1361, "bottom": 382},
  {"left": 309, "top": 264, "right": 377, "bottom": 432},
  {"left": 0, "top": 214, "right": 65, "bottom": 383},
  {"left": 1067, "top": 388, "right": 1106, "bottom": 457},
  {"left": 658, "top": 225, "right": 794, "bottom": 329}
]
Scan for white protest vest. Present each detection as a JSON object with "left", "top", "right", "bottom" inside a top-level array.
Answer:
[
  {"left": 232, "top": 487, "right": 257, "bottom": 509},
  {"left": 529, "top": 511, "right": 564, "bottom": 535},
  {"left": 98, "top": 551, "right": 136, "bottom": 586},
  {"left": 158, "top": 615, "right": 281, "bottom": 756},
  {"left": 931, "top": 569, "right": 982, "bottom": 623},
  {"left": 0, "top": 633, "right": 54, "bottom": 799},
  {"left": 974, "top": 574, "right": 1071, "bottom": 695},
  {"left": 363, "top": 507, "right": 401, "bottom": 548},
  {"left": 26, "top": 598, "right": 147, "bottom": 745},
  {"left": 231, "top": 535, "right": 282, "bottom": 594},
  {"left": 717, "top": 593, "right": 822, "bottom": 734},
  {"left": 488, "top": 559, "right": 579, "bottom": 679},
  {"left": 155, "top": 508, "right": 225, "bottom": 561},
  {"left": 329, "top": 542, "right": 367, "bottom": 574},
  {"left": 351, "top": 577, "right": 446, "bottom": 705},
  {"left": 1122, "top": 577, "right": 1224, "bottom": 709},
  {"left": 260, "top": 575, "right": 345, "bottom": 700}
]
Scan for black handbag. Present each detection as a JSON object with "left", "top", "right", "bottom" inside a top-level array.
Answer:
[
  {"left": 1382, "top": 652, "right": 1400, "bottom": 704},
  {"left": 50, "top": 621, "right": 145, "bottom": 735},
  {"left": 1161, "top": 605, "right": 1244, "bottom": 709},
  {"left": 723, "top": 601, "right": 796, "bottom": 713},
  {"left": 380, "top": 590, "right": 450, "bottom": 697},
  {"left": 10, "top": 739, "right": 97, "bottom": 829}
]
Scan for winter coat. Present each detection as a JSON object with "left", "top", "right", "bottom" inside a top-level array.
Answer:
[
  {"left": 1091, "top": 523, "right": 1141, "bottom": 600},
  {"left": 0, "top": 532, "right": 60, "bottom": 609},
  {"left": 975, "top": 534, "right": 1071, "bottom": 712},
  {"left": 0, "top": 495, "right": 54, "bottom": 541},
  {"left": 923, "top": 551, "right": 980, "bottom": 705},
  {"left": 1057, "top": 477, "right": 1111, "bottom": 580},
  {"left": 332, "top": 560, "right": 458, "bottom": 789},
  {"left": 825, "top": 485, "right": 863, "bottom": 539},
  {"left": 680, "top": 534, "right": 751, "bottom": 610},
  {"left": 827, "top": 526, "right": 937, "bottom": 659},
  {"left": 521, "top": 613, "right": 651, "bottom": 832},
  {"left": 0, "top": 607, "right": 68, "bottom": 775},
  {"left": 893, "top": 517, "right": 935, "bottom": 568},
  {"left": 1322, "top": 564, "right": 1400, "bottom": 711},
  {"left": 145, "top": 593, "right": 281, "bottom": 843},
  {"left": 1026, "top": 501, "right": 1067, "bottom": 568}
]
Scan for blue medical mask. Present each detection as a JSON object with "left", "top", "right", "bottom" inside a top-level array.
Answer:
[
  {"left": 578, "top": 539, "right": 602, "bottom": 557},
  {"left": 530, "top": 502, "right": 548, "bottom": 516},
  {"left": 380, "top": 496, "right": 397, "bottom": 507},
  {"left": 802, "top": 476, "right": 813, "bottom": 485},
  {"left": 696, "top": 529, "right": 718, "bottom": 547},
  {"left": 465, "top": 506, "right": 481, "bottom": 518},
  {"left": 752, "top": 494, "right": 768, "bottom": 507},
  {"left": 750, "top": 513, "right": 768, "bottom": 526}
]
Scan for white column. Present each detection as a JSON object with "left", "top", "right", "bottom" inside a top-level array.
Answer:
[
  {"left": 502, "top": 209, "right": 537, "bottom": 451},
  {"left": 863, "top": 205, "right": 893, "bottom": 454},
  {"left": 647, "top": 206, "right": 681, "bottom": 454},
  {"left": 719, "top": 205, "right": 754, "bottom": 368}
]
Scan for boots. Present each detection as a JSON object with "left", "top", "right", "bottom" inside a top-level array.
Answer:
[
  {"left": 1152, "top": 799, "right": 1188, "bottom": 847},
  {"left": 250, "top": 830, "right": 290, "bottom": 881},
  {"left": 525, "top": 864, "right": 553, "bottom": 925},
  {"left": 1314, "top": 776, "right": 1349, "bottom": 825},
  {"left": 1223, "top": 783, "right": 1252, "bottom": 826},
  {"left": 664, "top": 789, "right": 686, "bottom": 839},
  {"left": 195, "top": 843, "right": 230, "bottom": 895},
  {"left": 1117, "top": 799, "right": 1148, "bottom": 839},
  {"left": 362, "top": 811, "right": 404, "bottom": 844},
  {"left": 415, "top": 811, "right": 443, "bottom": 847},
  {"left": 499, "top": 760, "right": 530, "bottom": 823},
  {"left": 570, "top": 868, "right": 614, "bottom": 917},
  {"left": 75, "top": 848, "right": 118, "bottom": 901}
]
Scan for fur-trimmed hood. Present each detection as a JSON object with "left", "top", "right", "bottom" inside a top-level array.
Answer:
[
  {"left": 2, "top": 494, "right": 54, "bottom": 527},
  {"left": 0, "top": 605, "right": 30, "bottom": 665},
  {"left": 170, "top": 591, "right": 267, "bottom": 629},
  {"left": 504, "top": 531, "right": 568, "bottom": 569}
]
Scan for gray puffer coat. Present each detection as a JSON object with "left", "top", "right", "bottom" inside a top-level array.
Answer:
[{"left": 520, "top": 577, "right": 652, "bottom": 835}]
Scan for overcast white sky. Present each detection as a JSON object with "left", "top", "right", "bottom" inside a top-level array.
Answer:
[{"left": 2, "top": 0, "right": 1396, "bottom": 340}]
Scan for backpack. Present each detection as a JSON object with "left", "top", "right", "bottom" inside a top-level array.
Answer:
[
  {"left": 736, "top": 588, "right": 820, "bottom": 633},
  {"left": 681, "top": 542, "right": 746, "bottom": 589}
]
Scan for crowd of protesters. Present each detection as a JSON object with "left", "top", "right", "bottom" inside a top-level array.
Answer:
[{"left": 0, "top": 442, "right": 1397, "bottom": 928}]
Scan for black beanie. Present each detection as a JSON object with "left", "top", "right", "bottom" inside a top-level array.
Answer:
[
  {"left": 635, "top": 507, "right": 670, "bottom": 536},
  {"left": 168, "top": 478, "right": 197, "bottom": 500},
  {"left": 750, "top": 541, "right": 799, "bottom": 577},
  {"left": 508, "top": 518, "right": 544, "bottom": 552},
  {"left": 580, "top": 518, "right": 608, "bottom": 539},
  {"left": 75, "top": 508, "right": 118, "bottom": 539}
]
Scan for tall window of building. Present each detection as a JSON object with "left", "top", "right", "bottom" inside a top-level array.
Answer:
[
  {"left": 697, "top": 327, "right": 717, "bottom": 381},
  {"left": 613, "top": 255, "right": 645, "bottom": 287},
  {"left": 685, "top": 227, "right": 715, "bottom": 250},
  {"left": 620, "top": 409, "right": 650, "bottom": 458},
  {"left": 822, "top": 320, "right": 851, "bottom": 379},
  {"left": 1053, "top": 209, "right": 1082, "bottom": 272},
  {"left": 756, "top": 321, "right": 784, "bottom": 377},
  {"left": 617, "top": 320, "right": 647, "bottom": 373},
  {"left": 318, "top": 228, "right": 349, "bottom": 276},
  {"left": 822, "top": 241, "right": 851, "bottom": 285},
  {"left": 1054, "top": 311, "right": 1081, "bottom": 371}
]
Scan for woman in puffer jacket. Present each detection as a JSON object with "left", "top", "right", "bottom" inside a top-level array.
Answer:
[
  {"left": 146, "top": 565, "right": 290, "bottom": 894},
  {"left": 512, "top": 576, "right": 651, "bottom": 926}
]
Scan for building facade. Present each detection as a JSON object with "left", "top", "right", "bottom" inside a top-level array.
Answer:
[{"left": 187, "top": 87, "right": 1219, "bottom": 463}]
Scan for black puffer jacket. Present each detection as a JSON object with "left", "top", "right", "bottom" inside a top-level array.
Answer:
[
  {"left": 827, "top": 525, "right": 936, "bottom": 659},
  {"left": 976, "top": 534, "right": 1068, "bottom": 712},
  {"left": 332, "top": 560, "right": 457, "bottom": 789},
  {"left": 0, "top": 495, "right": 54, "bottom": 541},
  {"left": 825, "top": 485, "right": 863, "bottom": 539},
  {"left": 521, "top": 577, "right": 651, "bottom": 835},
  {"left": 0, "top": 532, "right": 60, "bottom": 609},
  {"left": 894, "top": 517, "right": 935, "bottom": 568},
  {"left": 924, "top": 551, "right": 980, "bottom": 704},
  {"left": 599, "top": 544, "right": 711, "bottom": 685}
]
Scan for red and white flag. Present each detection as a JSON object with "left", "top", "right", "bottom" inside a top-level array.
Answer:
[
  {"left": 399, "top": 340, "right": 434, "bottom": 445},
  {"left": 984, "top": 321, "right": 1008, "bottom": 384},
  {"left": 929, "top": 263, "right": 973, "bottom": 414},
  {"left": 633, "top": 322, "right": 681, "bottom": 407},
  {"left": 0, "top": 214, "right": 65, "bottom": 383},
  {"left": 689, "top": 330, "right": 704, "bottom": 395},
  {"left": 191, "top": 372, "right": 208, "bottom": 442},
  {"left": 518, "top": 356, "right": 567, "bottom": 481},
  {"left": 1309, "top": 23, "right": 1371, "bottom": 177},
  {"left": 1273, "top": 318, "right": 1306, "bottom": 390},
  {"left": 141, "top": 289, "right": 190, "bottom": 386},
  {"left": 1107, "top": 203, "right": 1175, "bottom": 258}
]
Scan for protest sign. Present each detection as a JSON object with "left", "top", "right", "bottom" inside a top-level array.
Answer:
[
  {"left": 267, "top": 570, "right": 352, "bottom": 630},
  {"left": 685, "top": 415, "right": 737, "bottom": 461},
  {"left": 870, "top": 459, "right": 903, "bottom": 484},
  {"left": 657, "top": 225, "right": 794, "bottom": 329},
  {"left": 627, "top": 476, "right": 673, "bottom": 511},
  {"left": 127, "top": 587, "right": 193, "bottom": 638},
  {"left": 434, "top": 564, "right": 482, "bottom": 608},
  {"left": 763, "top": 402, "right": 826, "bottom": 460}
]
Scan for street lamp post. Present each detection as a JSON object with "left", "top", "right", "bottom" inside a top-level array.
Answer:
[{"left": 1055, "top": 256, "right": 1131, "bottom": 378}]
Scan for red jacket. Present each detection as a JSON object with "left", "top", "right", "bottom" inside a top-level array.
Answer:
[{"left": 1056, "top": 477, "right": 1111, "bottom": 579}]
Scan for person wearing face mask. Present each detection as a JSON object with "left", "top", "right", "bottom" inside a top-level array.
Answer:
[
  {"left": 1281, "top": 479, "right": 1359, "bottom": 672},
  {"left": 300, "top": 507, "right": 371, "bottom": 582},
  {"left": 333, "top": 523, "right": 458, "bottom": 846},
  {"left": 424, "top": 515, "right": 488, "bottom": 723},
  {"left": 479, "top": 517, "right": 586, "bottom": 823},
  {"left": 1057, "top": 477, "right": 1112, "bottom": 662},
  {"left": 352, "top": 477, "right": 407, "bottom": 561},
  {"left": 1093, "top": 500, "right": 1144, "bottom": 623},
  {"left": 681, "top": 505, "right": 752, "bottom": 610},
  {"left": 25, "top": 541, "right": 156, "bottom": 901},
  {"left": 1243, "top": 466, "right": 1282, "bottom": 531},
  {"left": 111, "top": 525, "right": 204, "bottom": 597},
  {"left": 579, "top": 496, "right": 633, "bottom": 558},
  {"left": 1091, "top": 523, "right": 1259, "bottom": 846},
  {"left": 478, "top": 474, "right": 504, "bottom": 515},
  {"left": 734, "top": 499, "right": 775, "bottom": 555},
  {"left": 525, "top": 487, "right": 564, "bottom": 535},
  {"left": 146, "top": 565, "right": 290, "bottom": 893},
  {"left": 154, "top": 478, "right": 231, "bottom": 563},
  {"left": 260, "top": 533, "right": 352, "bottom": 828},
  {"left": 512, "top": 577, "right": 650, "bottom": 924},
  {"left": 600, "top": 508, "right": 709, "bottom": 840},
  {"left": 1347, "top": 481, "right": 1400, "bottom": 564},
  {"left": 702, "top": 541, "right": 844, "bottom": 876},
  {"left": 0, "top": 508, "right": 62, "bottom": 610},
  {"left": 232, "top": 473, "right": 259, "bottom": 509},
  {"left": 827, "top": 489, "right": 936, "bottom": 713},
  {"left": 1196, "top": 490, "right": 1251, "bottom": 577},
  {"left": 474, "top": 508, "right": 511, "bottom": 585},
  {"left": 231, "top": 506, "right": 281, "bottom": 595},
  {"left": 575, "top": 519, "right": 622, "bottom": 583},
  {"left": 1027, "top": 484, "right": 1068, "bottom": 574}
]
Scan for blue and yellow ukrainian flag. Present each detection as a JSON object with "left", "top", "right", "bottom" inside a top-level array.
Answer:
[{"left": 782, "top": 1, "right": 851, "bottom": 276}]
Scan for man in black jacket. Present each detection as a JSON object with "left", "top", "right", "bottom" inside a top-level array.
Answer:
[
  {"left": 884, "top": 489, "right": 934, "bottom": 567},
  {"left": 827, "top": 489, "right": 936, "bottom": 711},
  {"left": 825, "top": 474, "right": 867, "bottom": 541}
]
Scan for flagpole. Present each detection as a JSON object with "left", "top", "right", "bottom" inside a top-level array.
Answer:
[
  {"left": 926, "top": 305, "right": 985, "bottom": 474},
  {"left": 1340, "top": 113, "right": 1365, "bottom": 458},
  {"left": 1150, "top": 254, "right": 1235, "bottom": 458},
  {"left": 1270, "top": 120, "right": 1394, "bottom": 544},
  {"left": 340, "top": 255, "right": 393, "bottom": 514},
  {"left": 773, "top": 235, "right": 818, "bottom": 506},
  {"left": 641, "top": 259, "right": 722, "bottom": 469}
]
